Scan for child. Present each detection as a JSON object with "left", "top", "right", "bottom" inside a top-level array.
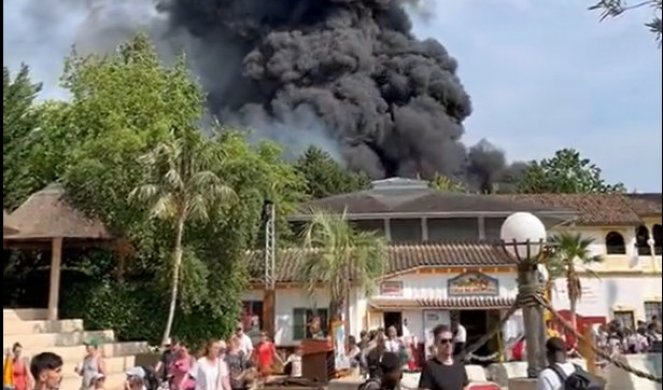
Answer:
[
  {"left": 284, "top": 346, "right": 302, "bottom": 378},
  {"left": 29, "top": 352, "right": 63, "bottom": 390}
]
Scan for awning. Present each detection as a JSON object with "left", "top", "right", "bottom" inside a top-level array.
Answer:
[{"left": 368, "top": 296, "right": 515, "bottom": 310}]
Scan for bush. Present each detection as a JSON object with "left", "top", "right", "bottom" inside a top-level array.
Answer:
[{"left": 60, "top": 280, "right": 238, "bottom": 346}]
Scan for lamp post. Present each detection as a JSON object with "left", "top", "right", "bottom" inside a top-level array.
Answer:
[{"left": 500, "top": 212, "right": 549, "bottom": 379}]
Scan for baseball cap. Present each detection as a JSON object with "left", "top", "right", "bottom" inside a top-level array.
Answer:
[
  {"left": 126, "top": 366, "right": 146, "bottom": 379},
  {"left": 89, "top": 372, "right": 105, "bottom": 387},
  {"left": 84, "top": 339, "right": 100, "bottom": 348}
]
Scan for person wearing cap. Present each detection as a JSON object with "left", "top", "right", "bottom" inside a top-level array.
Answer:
[
  {"left": 234, "top": 324, "right": 253, "bottom": 357},
  {"left": 76, "top": 340, "right": 106, "bottom": 390},
  {"left": 358, "top": 352, "right": 402, "bottom": 390}
]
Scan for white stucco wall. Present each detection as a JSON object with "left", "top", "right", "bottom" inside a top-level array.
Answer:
[{"left": 551, "top": 275, "right": 663, "bottom": 322}]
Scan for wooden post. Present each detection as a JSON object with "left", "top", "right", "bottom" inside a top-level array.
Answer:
[
  {"left": 518, "top": 263, "right": 546, "bottom": 378},
  {"left": 47, "top": 237, "right": 63, "bottom": 321},
  {"left": 263, "top": 289, "right": 276, "bottom": 338},
  {"left": 580, "top": 324, "right": 598, "bottom": 375}
]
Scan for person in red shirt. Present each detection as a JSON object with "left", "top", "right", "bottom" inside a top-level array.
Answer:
[{"left": 253, "top": 332, "right": 282, "bottom": 380}]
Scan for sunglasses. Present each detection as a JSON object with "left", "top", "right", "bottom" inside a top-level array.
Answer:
[{"left": 438, "top": 338, "right": 454, "bottom": 345}]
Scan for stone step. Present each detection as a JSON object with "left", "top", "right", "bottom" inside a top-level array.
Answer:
[
  {"left": 3, "top": 309, "right": 49, "bottom": 321},
  {"left": 3, "top": 330, "right": 115, "bottom": 349},
  {"left": 20, "top": 341, "right": 149, "bottom": 361},
  {"left": 60, "top": 355, "right": 136, "bottom": 379},
  {"left": 3, "top": 318, "right": 85, "bottom": 335},
  {"left": 60, "top": 371, "right": 127, "bottom": 390}
]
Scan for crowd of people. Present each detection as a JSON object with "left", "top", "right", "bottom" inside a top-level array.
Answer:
[{"left": 4, "top": 313, "right": 659, "bottom": 390}]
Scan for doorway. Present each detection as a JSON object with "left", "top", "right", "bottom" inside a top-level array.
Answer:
[
  {"left": 458, "top": 310, "right": 489, "bottom": 355},
  {"left": 383, "top": 311, "right": 403, "bottom": 336}
]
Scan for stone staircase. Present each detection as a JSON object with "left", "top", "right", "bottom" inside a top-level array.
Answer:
[{"left": 3, "top": 308, "right": 150, "bottom": 390}]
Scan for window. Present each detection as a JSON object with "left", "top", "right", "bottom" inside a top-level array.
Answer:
[
  {"left": 241, "top": 301, "right": 263, "bottom": 330},
  {"left": 636, "top": 225, "right": 651, "bottom": 255},
  {"left": 293, "top": 308, "right": 328, "bottom": 340},
  {"left": 613, "top": 310, "right": 635, "bottom": 330},
  {"left": 654, "top": 225, "right": 662, "bottom": 255},
  {"left": 644, "top": 301, "right": 663, "bottom": 322},
  {"left": 605, "top": 231, "right": 626, "bottom": 254}
]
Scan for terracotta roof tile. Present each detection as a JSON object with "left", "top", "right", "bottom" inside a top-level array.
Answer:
[
  {"left": 4, "top": 183, "right": 112, "bottom": 241},
  {"left": 496, "top": 194, "right": 643, "bottom": 226},
  {"left": 623, "top": 193, "right": 662, "bottom": 217},
  {"left": 246, "top": 242, "right": 514, "bottom": 283},
  {"left": 368, "top": 297, "right": 515, "bottom": 309}
]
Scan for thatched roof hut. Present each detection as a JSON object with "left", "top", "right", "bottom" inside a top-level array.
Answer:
[
  {"left": 4, "top": 183, "right": 114, "bottom": 320},
  {"left": 3, "top": 209, "right": 19, "bottom": 236}
]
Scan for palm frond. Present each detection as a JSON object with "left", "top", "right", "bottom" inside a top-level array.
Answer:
[{"left": 150, "top": 193, "right": 178, "bottom": 220}]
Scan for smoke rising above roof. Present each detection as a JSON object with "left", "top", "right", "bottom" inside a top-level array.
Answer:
[{"left": 5, "top": 0, "right": 521, "bottom": 190}]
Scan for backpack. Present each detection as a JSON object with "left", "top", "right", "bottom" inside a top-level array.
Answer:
[
  {"left": 549, "top": 364, "right": 606, "bottom": 390},
  {"left": 140, "top": 365, "right": 160, "bottom": 390}
]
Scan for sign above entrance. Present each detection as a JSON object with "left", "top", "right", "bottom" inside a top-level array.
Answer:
[
  {"left": 448, "top": 272, "right": 499, "bottom": 297},
  {"left": 380, "top": 281, "right": 403, "bottom": 296}
]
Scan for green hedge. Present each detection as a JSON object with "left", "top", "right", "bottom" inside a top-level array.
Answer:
[{"left": 60, "top": 281, "right": 236, "bottom": 347}]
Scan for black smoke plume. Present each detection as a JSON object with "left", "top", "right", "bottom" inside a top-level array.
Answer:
[{"left": 159, "top": 0, "right": 518, "bottom": 187}]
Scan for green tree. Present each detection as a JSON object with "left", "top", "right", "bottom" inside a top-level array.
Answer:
[
  {"left": 294, "top": 146, "right": 370, "bottom": 199},
  {"left": 548, "top": 233, "right": 603, "bottom": 331},
  {"left": 130, "top": 127, "right": 237, "bottom": 345},
  {"left": 517, "top": 148, "right": 626, "bottom": 194},
  {"left": 590, "top": 0, "right": 662, "bottom": 44},
  {"left": 3, "top": 64, "right": 43, "bottom": 209},
  {"left": 299, "top": 209, "right": 386, "bottom": 334},
  {"left": 429, "top": 173, "right": 467, "bottom": 192}
]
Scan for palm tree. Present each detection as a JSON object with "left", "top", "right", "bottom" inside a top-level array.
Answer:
[
  {"left": 299, "top": 209, "right": 387, "bottom": 336},
  {"left": 130, "top": 128, "right": 236, "bottom": 345},
  {"left": 548, "top": 232, "right": 603, "bottom": 331}
]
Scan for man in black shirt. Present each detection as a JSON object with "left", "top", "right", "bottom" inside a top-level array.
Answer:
[
  {"left": 418, "top": 324, "right": 468, "bottom": 390},
  {"left": 155, "top": 337, "right": 180, "bottom": 382}
]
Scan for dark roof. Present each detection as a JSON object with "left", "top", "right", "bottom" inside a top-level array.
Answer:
[
  {"left": 296, "top": 179, "right": 574, "bottom": 218},
  {"left": 246, "top": 242, "right": 515, "bottom": 283},
  {"left": 368, "top": 297, "right": 515, "bottom": 309},
  {"left": 623, "top": 193, "right": 662, "bottom": 217},
  {"left": 4, "top": 183, "right": 112, "bottom": 241},
  {"left": 496, "top": 194, "right": 643, "bottom": 226}
]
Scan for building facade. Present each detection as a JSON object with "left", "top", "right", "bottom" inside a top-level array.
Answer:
[{"left": 242, "top": 178, "right": 662, "bottom": 351}]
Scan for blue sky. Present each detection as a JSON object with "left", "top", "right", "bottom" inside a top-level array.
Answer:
[
  {"left": 410, "top": 0, "right": 662, "bottom": 192},
  {"left": 4, "top": 0, "right": 661, "bottom": 191}
]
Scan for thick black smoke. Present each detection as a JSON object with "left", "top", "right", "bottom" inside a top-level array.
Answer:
[{"left": 159, "top": 0, "right": 516, "bottom": 186}]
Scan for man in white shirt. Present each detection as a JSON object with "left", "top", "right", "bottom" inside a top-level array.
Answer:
[
  {"left": 537, "top": 337, "right": 576, "bottom": 390},
  {"left": 235, "top": 322, "right": 254, "bottom": 357},
  {"left": 451, "top": 319, "right": 466, "bottom": 359}
]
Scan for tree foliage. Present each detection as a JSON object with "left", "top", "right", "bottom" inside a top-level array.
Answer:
[
  {"left": 299, "top": 210, "right": 386, "bottom": 325},
  {"left": 590, "top": 0, "right": 662, "bottom": 44},
  {"left": 3, "top": 64, "right": 44, "bottom": 210},
  {"left": 429, "top": 173, "right": 467, "bottom": 192},
  {"left": 548, "top": 232, "right": 603, "bottom": 330},
  {"left": 294, "top": 146, "right": 370, "bottom": 199},
  {"left": 3, "top": 34, "right": 307, "bottom": 344},
  {"left": 516, "top": 148, "right": 626, "bottom": 194}
]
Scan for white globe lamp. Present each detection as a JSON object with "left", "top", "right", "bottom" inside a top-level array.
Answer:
[{"left": 500, "top": 212, "right": 547, "bottom": 261}]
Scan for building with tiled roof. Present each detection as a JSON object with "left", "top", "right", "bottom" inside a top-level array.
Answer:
[{"left": 242, "top": 178, "right": 662, "bottom": 353}]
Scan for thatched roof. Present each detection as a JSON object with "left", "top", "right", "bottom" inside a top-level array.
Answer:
[
  {"left": 3, "top": 209, "right": 19, "bottom": 236},
  {"left": 4, "top": 183, "right": 112, "bottom": 241}
]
